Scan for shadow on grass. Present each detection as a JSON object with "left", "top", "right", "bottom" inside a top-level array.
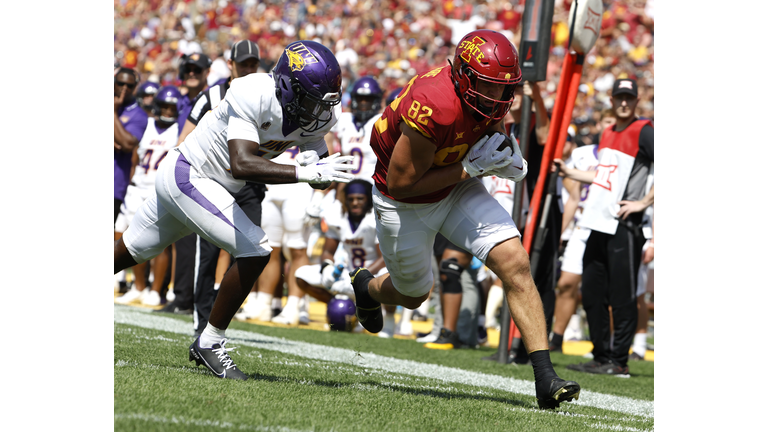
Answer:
[{"left": 248, "top": 372, "right": 533, "bottom": 409}]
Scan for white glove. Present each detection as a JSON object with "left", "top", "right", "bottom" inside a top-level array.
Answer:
[
  {"left": 461, "top": 133, "right": 513, "bottom": 177},
  {"left": 296, "top": 153, "right": 354, "bottom": 185},
  {"left": 321, "top": 261, "right": 342, "bottom": 288},
  {"left": 488, "top": 135, "right": 527, "bottom": 182},
  {"left": 296, "top": 150, "right": 320, "bottom": 166}
]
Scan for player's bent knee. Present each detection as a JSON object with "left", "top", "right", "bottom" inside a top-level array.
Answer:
[
  {"left": 400, "top": 292, "right": 429, "bottom": 310},
  {"left": 439, "top": 258, "right": 464, "bottom": 294}
]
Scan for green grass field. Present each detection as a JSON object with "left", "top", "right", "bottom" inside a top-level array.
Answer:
[{"left": 114, "top": 304, "right": 654, "bottom": 431}]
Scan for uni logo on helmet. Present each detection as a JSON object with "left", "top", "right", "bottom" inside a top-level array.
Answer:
[
  {"left": 459, "top": 36, "right": 487, "bottom": 64},
  {"left": 286, "top": 42, "right": 319, "bottom": 72},
  {"left": 190, "top": 54, "right": 200, "bottom": 61}
]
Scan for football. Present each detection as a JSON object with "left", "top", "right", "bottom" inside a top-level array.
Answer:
[{"left": 479, "top": 130, "right": 515, "bottom": 153}]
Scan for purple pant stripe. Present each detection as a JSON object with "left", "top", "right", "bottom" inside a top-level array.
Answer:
[{"left": 175, "top": 153, "right": 236, "bottom": 230}]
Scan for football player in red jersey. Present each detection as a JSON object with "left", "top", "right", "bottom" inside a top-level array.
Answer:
[{"left": 349, "top": 30, "right": 580, "bottom": 409}]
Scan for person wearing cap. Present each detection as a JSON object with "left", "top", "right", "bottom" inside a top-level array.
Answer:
[
  {"left": 177, "top": 53, "right": 212, "bottom": 125},
  {"left": 152, "top": 52, "right": 214, "bottom": 316},
  {"left": 553, "top": 78, "right": 654, "bottom": 376},
  {"left": 159, "top": 40, "right": 267, "bottom": 333},
  {"left": 114, "top": 67, "right": 149, "bottom": 224}
]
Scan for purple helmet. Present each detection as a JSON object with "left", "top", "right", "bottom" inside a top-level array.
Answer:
[
  {"left": 273, "top": 40, "right": 342, "bottom": 132},
  {"left": 153, "top": 86, "right": 182, "bottom": 123},
  {"left": 327, "top": 295, "right": 358, "bottom": 332},
  {"left": 136, "top": 81, "right": 160, "bottom": 109},
  {"left": 350, "top": 76, "right": 383, "bottom": 129},
  {"left": 137, "top": 81, "right": 160, "bottom": 98}
]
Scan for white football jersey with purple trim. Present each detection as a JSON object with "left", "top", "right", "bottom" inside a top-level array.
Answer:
[
  {"left": 330, "top": 112, "right": 380, "bottom": 184},
  {"left": 177, "top": 73, "right": 341, "bottom": 193},
  {"left": 130, "top": 118, "right": 179, "bottom": 191},
  {"left": 324, "top": 208, "right": 379, "bottom": 270}
]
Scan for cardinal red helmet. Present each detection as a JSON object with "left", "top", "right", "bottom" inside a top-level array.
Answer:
[{"left": 450, "top": 30, "right": 522, "bottom": 121}]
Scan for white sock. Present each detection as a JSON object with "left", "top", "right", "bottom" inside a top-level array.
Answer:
[
  {"left": 632, "top": 333, "right": 647, "bottom": 357},
  {"left": 200, "top": 323, "right": 226, "bottom": 349},
  {"left": 398, "top": 307, "right": 414, "bottom": 325},
  {"left": 284, "top": 295, "right": 300, "bottom": 313},
  {"left": 271, "top": 297, "right": 282, "bottom": 310},
  {"left": 417, "top": 299, "right": 429, "bottom": 317},
  {"left": 256, "top": 291, "right": 273, "bottom": 306},
  {"left": 213, "top": 283, "right": 221, "bottom": 291}
]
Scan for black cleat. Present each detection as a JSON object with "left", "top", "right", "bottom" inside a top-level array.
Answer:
[
  {"left": 349, "top": 268, "right": 382, "bottom": 333},
  {"left": 536, "top": 378, "right": 580, "bottom": 409},
  {"left": 154, "top": 301, "right": 192, "bottom": 315},
  {"left": 188, "top": 337, "right": 248, "bottom": 381},
  {"left": 424, "top": 327, "right": 464, "bottom": 350},
  {"left": 567, "top": 360, "right": 629, "bottom": 376}
]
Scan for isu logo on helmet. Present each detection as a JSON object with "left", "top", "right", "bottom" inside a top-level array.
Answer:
[
  {"left": 459, "top": 36, "right": 487, "bottom": 64},
  {"left": 286, "top": 42, "right": 319, "bottom": 72}
]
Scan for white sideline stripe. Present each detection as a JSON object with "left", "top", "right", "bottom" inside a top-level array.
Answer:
[{"left": 115, "top": 306, "right": 653, "bottom": 418}]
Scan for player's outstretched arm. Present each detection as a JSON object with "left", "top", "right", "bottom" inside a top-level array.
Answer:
[{"left": 228, "top": 138, "right": 299, "bottom": 184}]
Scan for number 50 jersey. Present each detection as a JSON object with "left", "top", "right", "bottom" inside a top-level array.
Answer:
[{"left": 370, "top": 66, "right": 501, "bottom": 204}]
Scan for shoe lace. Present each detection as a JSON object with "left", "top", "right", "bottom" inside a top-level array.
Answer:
[{"left": 212, "top": 339, "right": 238, "bottom": 370}]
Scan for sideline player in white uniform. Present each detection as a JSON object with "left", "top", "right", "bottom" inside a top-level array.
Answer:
[
  {"left": 308, "top": 76, "right": 386, "bottom": 230},
  {"left": 292, "top": 181, "right": 386, "bottom": 317},
  {"left": 481, "top": 174, "right": 517, "bottom": 330},
  {"left": 114, "top": 41, "right": 354, "bottom": 381},
  {"left": 258, "top": 148, "right": 318, "bottom": 326},
  {"left": 115, "top": 86, "right": 183, "bottom": 307},
  {"left": 330, "top": 76, "right": 383, "bottom": 184},
  {"left": 549, "top": 143, "right": 600, "bottom": 351}
]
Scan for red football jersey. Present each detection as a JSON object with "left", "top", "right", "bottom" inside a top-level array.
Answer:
[{"left": 371, "top": 66, "right": 500, "bottom": 203}]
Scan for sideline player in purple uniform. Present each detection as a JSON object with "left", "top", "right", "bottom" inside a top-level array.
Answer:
[{"left": 114, "top": 67, "right": 148, "bottom": 223}]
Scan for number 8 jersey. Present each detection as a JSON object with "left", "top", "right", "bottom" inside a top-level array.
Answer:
[
  {"left": 370, "top": 66, "right": 502, "bottom": 204},
  {"left": 324, "top": 206, "right": 379, "bottom": 270}
]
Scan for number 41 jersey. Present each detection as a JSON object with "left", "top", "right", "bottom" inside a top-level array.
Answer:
[
  {"left": 130, "top": 118, "right": 179, "bottom": 191},
  {"left": 370, "top": 66, "right": 501, "bottom": 204}
]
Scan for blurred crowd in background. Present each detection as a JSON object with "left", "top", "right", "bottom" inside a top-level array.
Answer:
[{"left": 114, "top": 0, "right": 654, "bottom": 145}]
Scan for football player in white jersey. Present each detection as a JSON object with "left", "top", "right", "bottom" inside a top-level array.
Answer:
[
  {"left": 292, "top": 181, "right": 385, "bottom": 315},
  {"left": 115, "top": 86, "right": 183, "bottom": 307},
  {"left": 549, "top": 142, "right": 600, "bottom": 352},
  {"left": 258, "top": 148, "right": 318, "bottom": 326},
  {"left": 329, "top": 76, "right": 383, "bottom": 184},
  {"left": 306, "top": 76, "right": 387, "bottom": 246},
  {"left": 114, "top": 40, "right": 354, "bottom": 381}
]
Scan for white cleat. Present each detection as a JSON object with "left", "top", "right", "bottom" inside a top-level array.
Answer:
[
  {"left": 394, "top": 318, "right": 413, "bottom": 337},
  {"left": 235, "top": 298, "right": 273, "bottom": 322},
  {"left": 142, "top": 290, "right": 162, "bottom": 306},
  {"left": 115, "top": 287, "right": 144, "bottom": 304},
  {"left": 271, "top": 308, "right": 300, "bottom": 326}
]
